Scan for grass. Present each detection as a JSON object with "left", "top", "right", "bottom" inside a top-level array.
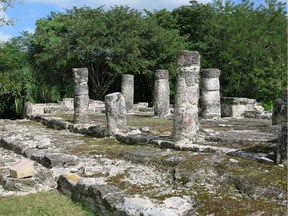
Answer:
[{"left": 0, "top": 190, "right": 94, "bottom": 216}]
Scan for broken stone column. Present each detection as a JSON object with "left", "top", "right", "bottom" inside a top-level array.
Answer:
[
  {"left": 121, "top": 74, "right": 134, "bottom": 113},
  {"left": 173, "top": 51, "right": 200, "bottom": 144},
  {"left": 154, "top": 69, "right": 170, "bottom": 118},
  {"left": 276, "top": 88, "right": 287, "bottom": 165},
  {"left": 201, "top": 68, "right": 221, "bottom": 119},
  {"left": 73, "top": 68, "right": 89, "bottom": 124},
  {"left": 105, "top": 92, "right": 127, "bottom": 136}
]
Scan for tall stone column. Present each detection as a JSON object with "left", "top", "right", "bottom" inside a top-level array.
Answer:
[
  {"left": 105, "top": 92, "right": 127, "bottom": 136},
  {"left": 173, "top": 51, "right": 200, "bottom": 144},
  {"left": 201, "top": 68, "right": 221, "bottom": 119},
  {"left": 154, "top": 69, "right": 170, "bottom": 118},
  {"left": 73, "top": 68, "right": 89, "bottom": 124},
  {"left": 121, "top": 74, "right": 134, "bottom": 113},
  {"left": 276, "top": 88, "right": 287, "bottom": 165}
]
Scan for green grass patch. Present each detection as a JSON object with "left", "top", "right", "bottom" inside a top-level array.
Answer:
[{"left": 0, "top": 190, "right": 94, "bottom": 216}]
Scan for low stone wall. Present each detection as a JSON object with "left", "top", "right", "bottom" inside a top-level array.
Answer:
[
  {"left": 24, "top": 99, "right": 155, "bottom": 118},
  {"left": 221, "top": 97, "right": 269, "bottom": 118},
  {"left": 23, "top": 98, "right": 105, "bottom": 117}
]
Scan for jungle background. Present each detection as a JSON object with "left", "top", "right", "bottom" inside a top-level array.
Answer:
[{"left": 0, "top": 0, "right": 286, "bottom": 119}]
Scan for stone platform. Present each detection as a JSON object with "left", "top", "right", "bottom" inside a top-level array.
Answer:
[{"left": 0, "top": 116, "right": 286, "bottom": 215}]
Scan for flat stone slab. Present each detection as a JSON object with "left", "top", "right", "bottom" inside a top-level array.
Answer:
[{"left": 10, "top": 159, "right": 35, "bottom": 179}]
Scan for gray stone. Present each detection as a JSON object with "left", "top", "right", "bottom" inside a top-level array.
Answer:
[
  {"left": 121, "top": 74, "right": 134, "bottom": 113},
  {"left": 23, "top": 102, "right": 34, "bottom": 118},
  {"left": 105, "top": 92, "right": 127, "bottom": 136},
  {"left": 173, "top": 51, "right": 200, "bottom": 144},
  {"left": 73, "top": 68, "right": 89, "bottom": 124},
  {"left": 154, "top": 69, "right": 170, "bottom": 118},
  {"left": 201, "top": 69, "right": 221, "bottom": 119},
  {"left": 36, "top": 138, "right": 51, "bottom": 149},
  {"left": 201, "top": 68, "right": 221, "bottom": 78},
  {"left": 276, "top": 89, "right": 288, "bottom": 164},
  {"left": 42, "top": 153, "right": 79, "bottom": 168},
  {"left": 272, "top": 98, "right": 283, "bottom": 125}
]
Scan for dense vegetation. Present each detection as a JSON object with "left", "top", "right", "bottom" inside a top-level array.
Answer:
[{"left": 0, "top": 0, "right": 286, "bottom": 118}]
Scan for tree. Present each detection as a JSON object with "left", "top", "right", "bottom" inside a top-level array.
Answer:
[
  {"left": 0, "top": 31, "right": 35, "bottom": 118},
  {"left": 0, "top": 0, "right": 21, "bottom": 26},
  {"left": 173, "top": 0, "right": 287, "bottom": 103},
  {"left": 30, "top": 6, "right": 186, "bottom": 102}
]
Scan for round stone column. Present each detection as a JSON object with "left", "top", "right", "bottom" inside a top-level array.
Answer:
[
  {"left": 201, "top": 68, "right": 221, "bottom": 119},
  {"left": 173, "top": 51, "right": 200, "bottom": 144},
  {"left": 154, "top": 69, "right": 170, "bottom": 118},
  {"left": 121, "top": 74, "right": 134, "bottom": 113},
  {"left": 105, "top": 92, "right": 127, "bottom": 136},
  {"left": 73, "top": 68, "right": 89, "bottom": 124}
]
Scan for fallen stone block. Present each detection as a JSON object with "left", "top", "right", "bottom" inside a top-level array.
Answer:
[{"left": 10, "top": 159, "right": 35, "bottom": 179}]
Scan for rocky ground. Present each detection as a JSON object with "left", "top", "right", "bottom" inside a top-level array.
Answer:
[{"left": 0, "top": 114, "right": 286, "bottom": 215}]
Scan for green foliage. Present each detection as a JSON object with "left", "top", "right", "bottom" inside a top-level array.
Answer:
[
  {"left": 0, "top": 1, "right": 286, "bottom": 119},
  {"left": 173, "top": 0, "right": 287, "bottom": 103},
  {"left": 29, "top": 6, "right": 186, "bottom": 101},
  {"left": 261, "top": 100, "right": 274, "bottom": 111},
  {"left": 0, "top": 66, "right": 35, "bottom": 118}
]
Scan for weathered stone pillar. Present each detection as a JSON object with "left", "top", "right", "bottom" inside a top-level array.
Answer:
[
  {"left": 173, "top": 51, "right": 200, "bottom": 144},
  {"left": 272, "top": 98, "right": 284, "bottom": 125},
  {"left": 121, "top": 74, "right": 134, "bottom": 113},
  {"left": 73, "top": 68, "right": 89, "bottom": 124},
  {"left": 276, "top": 88, "right": 287, "bottom": 165},
  {"left": 23, "top": 102, "right": 34, "bottom": 118},
  {"left": 105, "top": 92, "right": 127, "bottom": 136},
  {"left": 201, "top": 68, "right": 221, "bottom": 119},
  {"left": 154, "top": 69, "right": 170, "bottom": 118}
]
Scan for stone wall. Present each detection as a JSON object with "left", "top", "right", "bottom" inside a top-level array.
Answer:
[
  {"left": 221, "top": 97, "right": 267, "bottom": 118},
  {"left": 23, "top": 98, "right": 105, "bottom": 117}
]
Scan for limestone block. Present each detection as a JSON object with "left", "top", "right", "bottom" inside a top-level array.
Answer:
[
  {"left": 201, "top": 91, "right": 220, "bottom": 105},
  {"left": 176, "top": 85, "right": 199, "bottom": 105},
  {"left": 154, "top": 69, "right": 170, "bottom": 117},
  {"left": 272, "top": 98, "right": 283, "bottom": 125},
  {"left": 73, "top": 68, "right": 88, "bottom": 83},
  {"left": 155, "top": 69, "right": 169, "bottom": 79},
  {"left": 176, "top": 50, "right": 200, "bottom": 67},
  {"left": 74, "top": 83, "right": 89, "bottom": 96},
  {"left": 202, "top": 78, "right": 220, "bottom": 91},
  {"left": 121, "top": 74, "right": 134, "bottom": 113},
  {"left": 10, "top": 159, "right": 35, "bottom": 179},
  {"left": 201, "top": 68, "right": 221, "bottom": 78},
  {"left": 74, "top": 95, "right": 89, "bottom": 124},
  {"left": 42, "top": 153, "right": 79, "bottom": 168},
  {"left": 105, "top": 92, "right": 127, "bottom": 136}
]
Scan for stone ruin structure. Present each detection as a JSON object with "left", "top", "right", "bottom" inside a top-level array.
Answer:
[
  {"left": 154, "top": 69, "right": 170, "bottom": 118},
  {"left": 73, "top": 68, "right": 89, "bottom": 124},
  {"left": 276, "top": 88, "right": 287, "bottom": 164},
  {"left": 105, "top": 92, "right": 127, "bottom": 136},
  {"left": 200, "top": 68, "right": 221, "bottom": 119},
  {"left": 121, "top": 74, "right": 134, "bottom": 114},
  {"left": 22, "top": 96, "right": 104, "bottom": 119},
  {"left": 173, "top": 51, "right": 200, "bottom": 144},
  {"left": 221, "top": 97, "right": 266, "bottom": 118},
  {"left": 2, "top": 50, "right": 287, "bottom": 216}
]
